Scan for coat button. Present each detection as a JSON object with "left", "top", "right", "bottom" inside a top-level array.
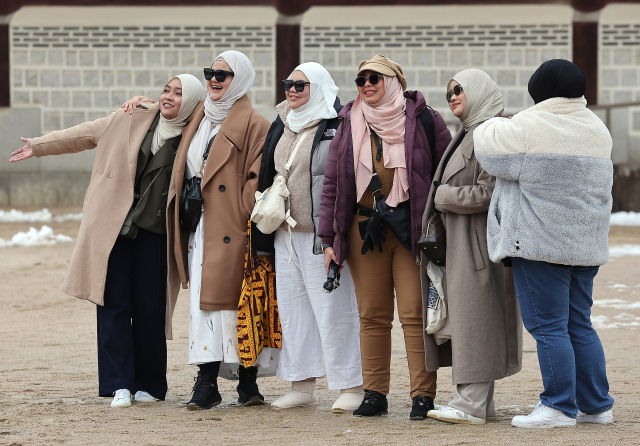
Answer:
[
  {"left": 157, "top": 210, "right": 162, "bottom": 217},
  {"left": 107, "top": 172, "right": 113, "bottom": 178},
  {"left": 223, "top": 236, "right": 230, "bottom": 243},
  {"left": 219, "top": 185, "right": 226, "bottom": 192}
]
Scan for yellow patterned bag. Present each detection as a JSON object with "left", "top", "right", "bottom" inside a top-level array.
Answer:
[{"left": 237, "top": 221, "right": 281, "bottom": 367}]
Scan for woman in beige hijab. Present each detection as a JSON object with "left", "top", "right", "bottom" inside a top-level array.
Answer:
[{"left": 421, "top": 69, "right": 522, "bottom": 425}]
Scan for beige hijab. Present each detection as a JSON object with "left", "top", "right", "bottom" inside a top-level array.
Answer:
[
  {"left": 450, "top": 69, "right": 504, "bottom": 130},
  {"left": 151, "top": 74, "right": 203, "bottom": 154}
]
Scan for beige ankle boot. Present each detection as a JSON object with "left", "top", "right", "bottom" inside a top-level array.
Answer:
[
  {"left": 331, "top": 385, "right": 364, "bottom": 413},
  {"left": 271, "top": 381, "right": 319, "bottom": 409}
]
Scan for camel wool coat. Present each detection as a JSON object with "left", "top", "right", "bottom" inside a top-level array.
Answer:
[
  {"left": 30, "top": 102, "right": 182, "bottom": 306},
  {"left": 165, "top": 95, "right": 269, "bottom": 339},
  {"left": 419, "top": 125, "right": 523, "bottom": 385}
]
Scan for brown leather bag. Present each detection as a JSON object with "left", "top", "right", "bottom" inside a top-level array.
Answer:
[{"left": 418, "top": 213, "right": 446, "bottom": 266}]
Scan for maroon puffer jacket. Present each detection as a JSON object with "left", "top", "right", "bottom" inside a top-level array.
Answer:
[{"left": 319, "top": 90, "right": 452, "bottom": 263}]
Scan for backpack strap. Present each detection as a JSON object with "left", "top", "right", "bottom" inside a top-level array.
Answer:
[{"left": 419, "top": 107, "right": 437, "bottom": 178}]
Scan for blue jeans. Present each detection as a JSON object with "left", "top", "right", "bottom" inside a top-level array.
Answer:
[{"left": 511, "top": 258, "right": 614, "bottom": 418}]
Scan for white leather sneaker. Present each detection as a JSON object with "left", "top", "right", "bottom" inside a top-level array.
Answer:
[
  {"left": 111, "top": 389, "right": 132, "bottom": 408},
  {"left": 511, "top": 402, "right": 576, "bottom": 428},
  {"left": 331, "top": 386, "right": 364, "bottom": 413},
  {"left": 577, "top": 409, "right": 613, "bottom": 424},
  {"left": 427, "top": 406, "right": 486, "bottom": 425},
  {"left": 271, "top": 381, "right": 319, "bottom": 410},
  {"left": 134, "top": 391, "right": 158, "bottom": 403}
]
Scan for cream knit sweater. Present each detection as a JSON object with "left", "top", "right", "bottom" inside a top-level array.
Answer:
[{"left": 274, "top": 101, "right": 321, "bottom": 232}]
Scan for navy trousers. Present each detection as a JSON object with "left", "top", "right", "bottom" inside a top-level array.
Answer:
[{"left": 97, "top": 228, "right": 168, "bottom": 400}]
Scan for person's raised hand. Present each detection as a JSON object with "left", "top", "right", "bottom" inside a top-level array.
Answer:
[
  {"left": 9, "top": 137, "right": 34, "bottom": 163},
  {"left": 121, "top": 96, "right": 155, "bottom": 114}
]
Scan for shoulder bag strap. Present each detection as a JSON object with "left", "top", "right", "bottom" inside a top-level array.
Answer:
[
  {"left": 368, "top": 129, "right": 384, "bottom": 201},
  {"left": 284, "top": 130, "right": 310, "bottom": 173},
  {"left": 419, "top": 107, "right": 437, "bottom": 179}
]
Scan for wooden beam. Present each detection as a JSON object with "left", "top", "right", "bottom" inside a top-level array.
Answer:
[
  {"left": 573, "top": 17, "right": 599, "bottom": 105},
  {"left": 0, "top": 23, "right": 9, "bottom": 107},
  {"left": 276, "top": 21, "right": 300, "bottom": 104}
]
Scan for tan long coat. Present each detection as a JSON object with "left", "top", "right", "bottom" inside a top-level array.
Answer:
[
  {"left": 419, "top": 125, "right": 522, "bottom": 385},
  {"left": 165, "top": 95, "right": 269, "bottom": 339},
  {"left": 30, "top": 103, "right": 180, "bottom": 306}
]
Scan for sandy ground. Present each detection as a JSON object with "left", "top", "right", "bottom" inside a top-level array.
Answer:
[{"left": 1, "top": 212, "right": 639, "bottom": 446}]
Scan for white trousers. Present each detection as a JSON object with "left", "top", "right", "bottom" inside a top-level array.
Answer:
[{"left": 274, "top": 229, "right": 362, "bottom": 390}]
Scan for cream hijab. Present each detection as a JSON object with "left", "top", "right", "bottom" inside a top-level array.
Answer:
[
  {"left": 285, "top": 62, "right": 339, "bottom": 133},
  {"left": 151, "top": 74, "right": 203, "bottom": 154},
  {"left": 450, "top": 69, "right": 504, "bottom": 130},
  {"left": 187, "top": 50, "right": 256, "bottom": 178}
]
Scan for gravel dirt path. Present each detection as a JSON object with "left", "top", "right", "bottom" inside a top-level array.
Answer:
[{"left": 0, "top": 214, "right": 638, "bottom": 445}]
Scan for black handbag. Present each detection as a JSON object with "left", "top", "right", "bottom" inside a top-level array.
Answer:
[
  {"left": 369, "top": 130, "right": 412, "bottom": 251},
  {"left": 179, "top": 134, "right": 215, "bottom": 232}
]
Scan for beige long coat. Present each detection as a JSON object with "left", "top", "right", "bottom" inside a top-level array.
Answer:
[
  {"left": 419, "top": 125, "right": 522, "bottom": 385},
  {"left": 165, "top": 95, "right": 269, "bottom": 339},
  {"left": 30, "top": 103, "right": 180, "bottom": 306}
]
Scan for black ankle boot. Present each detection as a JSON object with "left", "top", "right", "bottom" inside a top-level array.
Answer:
[
  {"left": 237, "top": 366, "right": 265, "bottom": 406},
  {"left": 187, "top": 373, "right": 222, "bottom": 410},
  {"left": 410, "top": 395, "right": 434, "bottom": 420},
  {"left": 353, "top": 390, "right": 388, "bottom": 417}
]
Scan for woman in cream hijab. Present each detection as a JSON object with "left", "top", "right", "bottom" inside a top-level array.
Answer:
[
  {"left": 127, "top": 50, "right": 274, "bottom": 410},
  {"left": 253, "top": 62, "right": 363, "bottom": 412},
  {"left": 421, "top": 69, "right": 522, "bottom": 425},
  {"left": 13, "top": 73, "right": 202, "bottom": 408}
]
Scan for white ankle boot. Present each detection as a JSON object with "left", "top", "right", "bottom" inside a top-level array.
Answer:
[
  {"left": 271, "top": 381, "right": 319, "bottom": 409},
  {"left": 332, "top": 385, "right": 364, "bottom": 413}
]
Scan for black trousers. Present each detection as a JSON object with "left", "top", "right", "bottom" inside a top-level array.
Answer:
[{"left": 97, "top": 228, "right": 168, "bottom": 400}]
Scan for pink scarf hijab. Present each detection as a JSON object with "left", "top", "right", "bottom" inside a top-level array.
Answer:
[{"left": 352, "top": 76, "right": 409, "bottom": 207}]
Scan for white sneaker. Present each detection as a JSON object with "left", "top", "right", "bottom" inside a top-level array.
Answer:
[
  {"left": 577, "top": 409, "right": 613, "bottom": 424},
  {"left": 110, "top": 389, "right": 132, "bottom": 408},
  {"left": 271, "top": 381, "right": 319, "bottom": 410},
  {"left": 134, "top": 391, "right": 158, "bottom": 403},
  {"left": 332, "top": 386, "right": 364, "bottom": 413},
  {"left": 511, "top": 402, "right": 576, "bottom": 428},
  {"left": 427, "top": 405, "right": 486, "bottom": 425}
]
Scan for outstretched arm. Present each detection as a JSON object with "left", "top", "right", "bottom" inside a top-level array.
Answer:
[{"left": 9, "top": 137, "right": 34, "bottom": 163}]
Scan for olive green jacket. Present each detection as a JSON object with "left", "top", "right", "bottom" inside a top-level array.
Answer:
[{"left": 132, "top": 113, "right": 181, "bottom": 235}]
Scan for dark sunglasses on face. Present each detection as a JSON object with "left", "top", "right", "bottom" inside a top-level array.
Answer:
[
  {"left": 446, "top": 84, "right": 464, "bottom": 103},
  {"left": 204, "top": 68, "right": 234, "bottom": 82},
  {"left": 282, "top": 79, "right": 310, "bottom": 92},
  {"left": 354, "top": 73, "right": 381, "bottom": 88}
]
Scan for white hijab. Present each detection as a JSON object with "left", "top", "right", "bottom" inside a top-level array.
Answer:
[
  {"left": 187, "top": 51, "right": 256, "bottom": 176},
  {"left": 450, "top": 69, "right": 504, "bottom": 131},
  {"left": 285, "top": 62, "right": 339, "bottom": 133},
  {"left": 151, "top": 74, "right": 203, "bottom": 154}
]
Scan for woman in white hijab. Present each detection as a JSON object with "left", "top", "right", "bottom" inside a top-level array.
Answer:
[
  {"left": 12, "top": 74, "right": 202, "bottom": 408},
  {"left": 420, "top": 69, "right": 522, "bottom": 425},
  {"left": 124, "top": 50, "right": 273, "bottom": 409},
  {"left": 252, "top": 62, "right": 363, "bottom": 412}
]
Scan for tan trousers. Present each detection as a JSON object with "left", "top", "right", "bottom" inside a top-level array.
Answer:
[{"left": 346, "top": 215, "right": 437, "bottom": 398}]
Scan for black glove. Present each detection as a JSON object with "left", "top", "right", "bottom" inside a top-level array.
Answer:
[{"left": 358, "top": 210, "right": 387, "bottom": 255}]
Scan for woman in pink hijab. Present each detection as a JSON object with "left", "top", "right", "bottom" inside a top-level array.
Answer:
[{"left": 319, "top": 55, "right": 452, "bottom": 419}]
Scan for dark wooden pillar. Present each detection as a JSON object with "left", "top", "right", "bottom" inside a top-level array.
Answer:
[
  {"left": 572, "top": 20, "right": 599, "bottom": 105},
  {"left": 0, "top": 22, "right": 10, "bottom": 107},
  {"left": 276, "top": 20, "right": 300, "bottom": 104}
]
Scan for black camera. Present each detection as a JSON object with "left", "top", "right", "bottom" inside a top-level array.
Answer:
[{"left": 323, "top": 260, "right": 341, "bottom": 293}]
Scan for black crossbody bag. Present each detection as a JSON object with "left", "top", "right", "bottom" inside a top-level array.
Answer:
[{"left": 179, "top": 134, "right": 215, "bottom": 232}]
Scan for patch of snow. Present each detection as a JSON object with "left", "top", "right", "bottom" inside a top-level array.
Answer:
[
  {"left": 610, "top": 211, "right": 640, "bottom": 226},
  {"left": 609, "top": 245, "right": 640, "bottom": 257},
  {"left": 593, "top": 299, "right": 640, "bottom": 310},
  {"left": 0, "top": 226, "right": 73, "bottom": 247},
  {"left": 0, "top": 208, "right": 82, "bottom": 223},
  {"left": 609, "top": 283, "right": 629, "bottom": 289}
]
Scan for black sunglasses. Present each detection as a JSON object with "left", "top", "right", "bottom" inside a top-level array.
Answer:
[
  {"left": 283, "top": 79, "right": 310, "bottom": 92},
  {"left": 204, "top": 68, "right": 234, "bottom": 82},
  {"left": 354, "top": 73, "right": 381, "bottom": 88},
  {"left": 446, "top": 84, "right": 464, "bottom": 103}
]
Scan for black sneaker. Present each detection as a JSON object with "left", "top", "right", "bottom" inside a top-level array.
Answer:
[
  {"left": 410, "top": 395, "right": 434, "bottom": 420},
  {"left": 187, "top": 374, "right": 222, "bottom": 410},
  {"left": 353, "top": 390, "right": 388, "bottom": 417},
  {"left": 236, "top": 366, "right": 265, "bottom": 406}
]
